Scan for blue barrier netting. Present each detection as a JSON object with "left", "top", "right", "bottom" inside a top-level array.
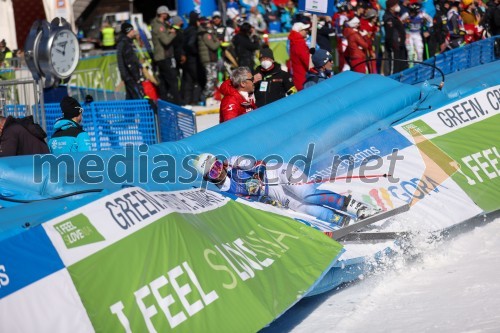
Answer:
[
  {"left": 157, "top": 100, "right": 197, "bottom": 142},
  {"left": 3, "top": 99, "right": 197, "bottom": 150},
  {"left": 389, "top": 37, "right": 499, "bottom": 85},
  {"left": 42, "top": 100, "right": 157, "bottom": 150}
]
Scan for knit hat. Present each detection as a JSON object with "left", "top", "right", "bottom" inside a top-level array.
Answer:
[
  {"left": 121, "top": 22, "right": 134, "bottom": 34},
  {"left": 347, "top": 16, "right": 360, "bottom": 28},
  {"left": 292, "top": 22, "right": 311, "bottom": 32},
  {"left": 259, "top": 47, "right": 274, "bottom": 60},
  {"left": 60, "top": 96, "right": 83, "bottom": 119},
  {"left": 386, "top": 0, "right": 399, "bottom": 9},
  {"left": 156, "top": 5, "right": 169, "bottom": 14},
  {"left": 312, "top": 49, "right": 333, "bottom": 68}
]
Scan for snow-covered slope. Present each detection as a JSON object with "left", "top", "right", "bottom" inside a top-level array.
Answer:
[{"left": 264, "top": 218, "right": 500, "bottom": 332}]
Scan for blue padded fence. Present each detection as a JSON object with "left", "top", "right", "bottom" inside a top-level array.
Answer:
[
  {"left": 389, "top": 37, "right": 499, "bottom": 84},
  {"left": 4, "top": 99, "right": 197, "bottom": 150},
  {"left": 157, "top": 100, "right": 197, "bottom": 142},
  {"left": 84, "top": 100, "right": 158, "bottom": 150},
  {"left": 5, "top": 100, "right": 156, "bottom": 150}
]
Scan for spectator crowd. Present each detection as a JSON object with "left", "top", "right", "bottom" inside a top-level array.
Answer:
[{"left": 110, "top": 0, "right": 499, "bottom": 122}]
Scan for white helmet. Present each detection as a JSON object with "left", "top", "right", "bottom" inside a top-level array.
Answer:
[{"left": 193, "top": 153, "right": 217, "bottom": 176}]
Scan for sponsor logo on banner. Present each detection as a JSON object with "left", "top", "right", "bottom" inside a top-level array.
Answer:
[
  {"left": 397, "top": 85, "right": 500, "bottom": 140},
  {"left": 65, "top": 192, "right": 342, "bottom": 332},
  {"left": 402, "top": 119, "right": 437, "bottom": 136},
  {"left": 362, "top": 175, "right": 449, "bottom": 210},
  {"left": 430, "top": 117, "right": 500, "bottom": 211},
  {"left": 54, "top": 214, "right": 105, "bottom": 249},
  {"left": 44, "top": 187, "right": 230, "bottom": 266},
  {"left": 309, "top": 128, "right": 412, "bottom": 181},
  {"left": 395, "top": 84, "right": 499, "bottom": 212}
]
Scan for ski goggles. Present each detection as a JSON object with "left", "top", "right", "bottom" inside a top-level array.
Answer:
[{"left": 207, "top": 159, "right": 224, "bottom": 180}]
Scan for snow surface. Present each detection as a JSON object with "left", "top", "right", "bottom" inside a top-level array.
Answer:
[
  {"left": 263, "top": 218, "right": 500, "bottom": 333},
  {"left": 196, "top": 114, "right": 500, "bottom": 333}
]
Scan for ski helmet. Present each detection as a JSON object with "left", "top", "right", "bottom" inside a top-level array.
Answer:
[{"left": 193, "top": 153, "right": 217, "bottom": 176}]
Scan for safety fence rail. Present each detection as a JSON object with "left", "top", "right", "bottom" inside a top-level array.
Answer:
[
  {"left": 2, "top": 99, "right": 197, "bottom": 150},
  {"left": 157, "top": 100, "right": 197, "bottom": 142},
  {"left": 68, "top": 86, "right": 126, "bottom": 102},
  {"left": 389, "top": 37, "right": 499, "bottom": 85}
]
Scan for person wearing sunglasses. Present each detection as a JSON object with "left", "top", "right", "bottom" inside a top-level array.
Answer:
[
  {"left": 303, "top": 48, "right": 334, "bottom": 89},
  {"left": 219, "top": 66, "right": 258, "bottom": 123},
  {"left": 193, "top": 153, "right": 380, "bottom": 226},
  {"left": 48, "top": 96, "right": 92, "bottom": 153}
]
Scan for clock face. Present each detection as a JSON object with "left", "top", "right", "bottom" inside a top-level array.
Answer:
[{"left": 49, "top": 30, "right": 79, "bottom": 78}]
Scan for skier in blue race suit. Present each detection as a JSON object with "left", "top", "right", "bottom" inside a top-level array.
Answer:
[{"left": 193, "top": 153, "right": 379, "bottom": 226}]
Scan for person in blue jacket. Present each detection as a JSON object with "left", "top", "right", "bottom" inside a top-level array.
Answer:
[
  {"left": 303, "top": 48, "right": 334, "bottom": 89},
  {"left": 193, "top": 153, "right": 380, "bottom": 226},
  {"left": 49, "top": 96, "right": 92, "bottom": 153}
]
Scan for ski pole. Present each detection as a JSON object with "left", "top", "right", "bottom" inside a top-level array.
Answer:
[{"left": 280, "top": 173, "right": 391, "bottom": 186}]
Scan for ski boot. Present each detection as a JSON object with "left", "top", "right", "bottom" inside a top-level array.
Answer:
[{"left": 344, "top": 195, "right": 380, "bottom": 220}]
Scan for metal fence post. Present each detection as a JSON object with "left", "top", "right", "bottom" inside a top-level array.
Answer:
[{"left": 90, "top": 102, "right": 101, "bottom": 151}]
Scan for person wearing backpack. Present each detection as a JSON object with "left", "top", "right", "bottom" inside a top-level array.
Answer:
[
  {"left": 48, "top": 96, "right": 92, "bottom": 153},
  {"left": 0, "top": 115, "right": 49, "bottom": 157}
]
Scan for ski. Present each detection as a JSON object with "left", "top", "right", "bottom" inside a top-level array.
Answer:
[
  {"left": 332, "top": 203, "right": 411, "bottom": 240},
  {"left": 339, "top": 231, "right": 412, "bottom": 242}
]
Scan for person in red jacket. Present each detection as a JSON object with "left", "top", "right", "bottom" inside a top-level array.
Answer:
[
  {"left": 219, "top": 66, "right": 258, "bottom": 123},
  {"left": 360, "top": 8, "right": 379, "bottom": 73},
  {"left": 287, "top": 22, "right": 311, "bottom": 91},
  {"left": 343, "top": 16, "right": 371, "bottom": 73}
]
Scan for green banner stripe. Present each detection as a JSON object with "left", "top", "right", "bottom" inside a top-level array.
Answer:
[
  {"left": 68, "top": 198, "right": 342, "bottom": 332},
  {"left": 431, "top": 114, "right": 500, "bottom": 212}
]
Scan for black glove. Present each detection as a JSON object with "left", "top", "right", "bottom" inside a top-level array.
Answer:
[{"left": 258, "top": 195, "right": 282, "bottom": 207}]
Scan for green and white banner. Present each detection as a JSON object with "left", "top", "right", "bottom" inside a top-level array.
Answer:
[
  {"left": 396, "top": 85, "right": 500, "bottom": 212},
  {"left": 1, "top": 187, "right": 342, "bottom": 332}
]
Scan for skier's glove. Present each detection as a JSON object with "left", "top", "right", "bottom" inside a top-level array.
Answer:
[
  {"left": 245, "top": 179, "right": 262, "bottom": 195},
  {"left": 259, "top": 195, "right": 282, "bottom": 207}
]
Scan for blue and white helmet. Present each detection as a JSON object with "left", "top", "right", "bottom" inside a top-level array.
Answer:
[{"left": 193, "top": 153, "right": 217, "bottom": 176}]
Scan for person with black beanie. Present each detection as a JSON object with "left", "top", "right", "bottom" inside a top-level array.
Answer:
[
  {"left": 254, "top": 47, "right": 296, "bottom": 107},
  {"left": 48, "top": 96, "right": 91, "bottom": 153},
  {"left": 116, "top": 22, "right": 145, "bottom": 100}
]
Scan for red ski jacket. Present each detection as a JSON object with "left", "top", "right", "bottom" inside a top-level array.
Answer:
[
  {"left": 219, "top": 80, "right": 256, "bottom": 123},
  {"left": 288, "top": 30, "right": 310, "bottom": 91}
]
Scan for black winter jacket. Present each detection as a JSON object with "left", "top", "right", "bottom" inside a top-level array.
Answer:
[
  {"left": 0, "top": 116, "right": 49, "bottom": 157},
  {"left": 116, "top": 34, "right": 142, "bottom": 83},
  {"left": 254, "top": 63, "right": 296, "bottom": 107},
  {"left": 383, "top": 11, "right": 406, "bottom": 50},
  {"left": 233, "top": 33, "right": 260, "bottom": 69}
]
